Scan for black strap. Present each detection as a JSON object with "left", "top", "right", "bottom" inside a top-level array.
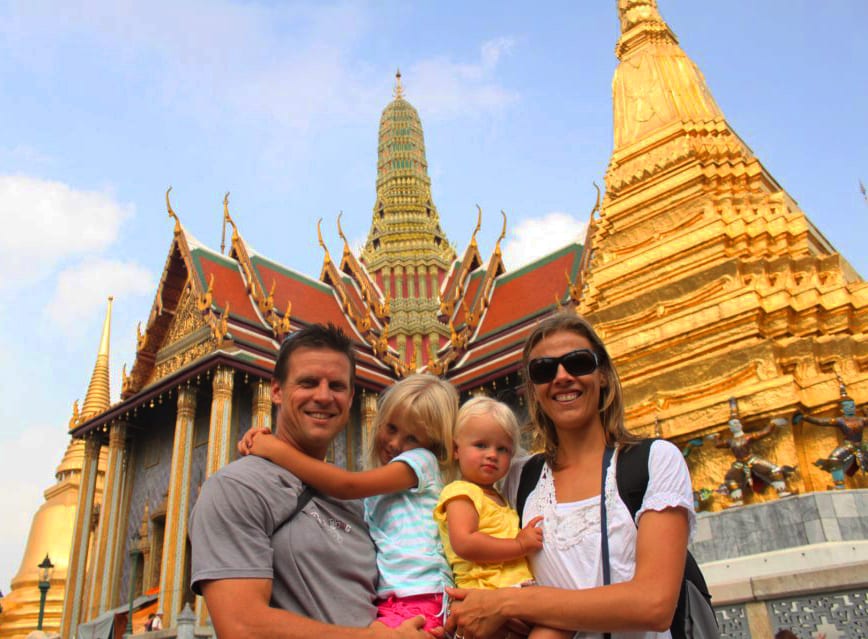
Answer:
[
  {"left": 272, "top": 484, "right": 316, "bottom": 537},
  {"left": 600, "top": 446, "right": 615, "bottom": 639},
  {"left": 516, "top": 453, "right": 546, "bottom": 526}
]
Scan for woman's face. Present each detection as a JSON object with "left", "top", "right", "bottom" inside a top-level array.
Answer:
[{"left": 527, "top": 329, "right": 606, "bottom": 433}]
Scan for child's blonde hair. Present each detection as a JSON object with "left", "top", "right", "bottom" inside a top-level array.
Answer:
[
  {"left": 454, "top": 396, "right": 521, "bottom": 458},
  {"left": 367, "top": 373, "right": 459, "bottom": 479}
]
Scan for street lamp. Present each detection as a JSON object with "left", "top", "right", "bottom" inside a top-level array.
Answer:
[{"left": 36, "top": 554, "right": 54, "bottom": 631}]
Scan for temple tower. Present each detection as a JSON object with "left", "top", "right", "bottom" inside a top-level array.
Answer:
[
  {"left": 578, "top": 0, "right": 866, "bottom": 496},
  {"left": 360, "top": 71, "right": 456, "bottom": 365},
  {"left": 0, "top": 298, "right": 113, "bottom": 638}
]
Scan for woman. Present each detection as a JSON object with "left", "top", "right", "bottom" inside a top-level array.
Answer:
[{"left": 446, "top": 313, "right": 695, "bottom": 639}]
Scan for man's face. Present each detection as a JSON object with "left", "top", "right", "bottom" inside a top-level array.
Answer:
[{"left": 271, "top": 346, "right": 354, "bottom": 458}]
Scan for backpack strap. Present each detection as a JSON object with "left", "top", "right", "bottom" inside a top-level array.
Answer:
[
  {"left": 614, "top": 439, "right": 654, "bottom": 520},
  {"left": 516, "top": 453, "right": 546, "bottom": 526},
  {"left": 272, "top": 484, "right": 316, "bottom": 538}
]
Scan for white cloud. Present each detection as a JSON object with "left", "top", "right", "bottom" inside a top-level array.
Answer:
[
  {"left": 0, "top": 175, "right": 134, "bottom": 287},
  {"left": 502, "top": 211, "right": 588, "bottom": 269},
  {"left": 45, "top": 258, "right": 155, "bottom": 337},
  {"left": 408, "top": 38, "right": 519, "bottom": 118}
]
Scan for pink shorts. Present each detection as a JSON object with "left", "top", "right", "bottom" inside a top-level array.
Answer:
[{"left": 375, "top": 593, "right": 444, "bottom": 631}]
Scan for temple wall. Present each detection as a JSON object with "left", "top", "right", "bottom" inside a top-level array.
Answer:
[{"left": 693, "top": 490, "right": 868, "bottom": 637}]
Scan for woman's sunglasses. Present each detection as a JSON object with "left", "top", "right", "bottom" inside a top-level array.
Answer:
[{"left": 527, "top": 349, "right": 599, "bottom": 384}]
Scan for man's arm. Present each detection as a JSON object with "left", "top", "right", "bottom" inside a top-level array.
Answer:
[{"left": 202, "top": 578, "right": 434, "bottom": 639}]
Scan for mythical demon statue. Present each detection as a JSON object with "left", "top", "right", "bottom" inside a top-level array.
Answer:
[
  {"left": 793, "top": 380, "right": 867, "bottom": 489},
  {"left": 705, "top": 398, "right": 796, "bottom": 507}
]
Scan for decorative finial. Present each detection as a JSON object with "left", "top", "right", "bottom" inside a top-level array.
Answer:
[
  {"left": 337, "top": 211, "right": 349, "bottom": 246},
  {"left": 494, "top": 210, "right": 507, "bottom": 256},
  {"left": 166, "top": 187, "right": 180, "bottom": 234},
  {"left": 470, "top": 205, "right": 482, "bottom": 247},
  {"left": 221, "top": 191, "right": 234, "bottom": 254},
  {"left": 317, "top": 218, "right": 326, "bottom": 250},
  {"left": 590, "top": 182, "right": 601, "bottom": 219},
  {"left": 394, "top": 68, "right": 404, "bottom": 99}
]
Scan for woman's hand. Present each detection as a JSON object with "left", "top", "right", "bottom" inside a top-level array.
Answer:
[
  {"left": 445, "top": 587, "right": 509, "bottom": 639},
  {"left": 237, "top": 426, "right": 271, "bottom": 456}
]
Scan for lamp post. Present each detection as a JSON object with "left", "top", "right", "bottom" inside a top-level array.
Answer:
[
  {"left": 36, "top": 554, "right": 54, "bottom": 631},
  {"left": 126, "top": 532, "right": 142, "bottom": 637}
]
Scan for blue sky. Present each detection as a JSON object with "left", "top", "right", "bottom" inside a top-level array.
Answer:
[{"left": 0, "top": 1, "right": 866, "bottom": 591}]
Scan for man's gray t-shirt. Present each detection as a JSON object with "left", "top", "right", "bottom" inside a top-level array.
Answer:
[{"left": 189, "top": 455, "right": 378, "bottom": 626}]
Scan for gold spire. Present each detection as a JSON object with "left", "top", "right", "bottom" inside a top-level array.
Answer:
[
  {"left": 79, "top": 296, "right": 113, "bottom": 422},
  {"left": 612, "top": 0, "right": 723, "bottom": 150}
]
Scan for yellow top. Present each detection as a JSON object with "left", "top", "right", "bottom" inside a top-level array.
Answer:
[
  {"left": 434, "top": 480, "right": 534, "bottom": 589},
  {"left": 79, "top": 296, "right": 113, "bottom": 423}
]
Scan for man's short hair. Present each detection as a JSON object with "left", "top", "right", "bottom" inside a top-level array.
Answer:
[{"left": 274, "top": 323, "right": 356, "bottom": 387}]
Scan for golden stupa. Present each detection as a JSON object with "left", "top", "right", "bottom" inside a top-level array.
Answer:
[
  {"left": 0, "top": 299, "right": 112, "bottom": 638},
  {"left": 579, "top": 0, "right": 866, "bottom": 503}
]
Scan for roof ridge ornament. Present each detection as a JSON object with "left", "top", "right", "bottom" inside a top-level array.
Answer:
[
  {"left": 166, "top": 186, "right": 181, "bottom": 235},
  {"left": 470, "top": 205, "right": 482, "bottom": 247},
  {"left": 221, "top": 191, "right": 238, "bottom": 254},
  {"left": 317, "top": 218, "right": 332, "bottom": 266},
  {"left": 495, "top": 210, "right": 507, "bottom": 256}
]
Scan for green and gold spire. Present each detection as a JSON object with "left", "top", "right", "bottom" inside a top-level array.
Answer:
[
  {"left": 360, "top": 71, "right": 455, "bottom": 366},
  {"left": 361, "top": 70, "right": 454, "bottom": 271}
]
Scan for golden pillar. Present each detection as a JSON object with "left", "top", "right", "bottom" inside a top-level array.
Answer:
[
  {"left": 158, "top": 386, "right": 197, "bottom": 626},
  {"left": 59, "top": 436, "right": 101, "bottom": 639},
  {"left": 196, "top": 367, "right": 235, "bottom": 626},
  {"left": 85, "top": 423, "right": 129, "bottom": 618},
  {"left": 251, "top": 378, "right": 272, "bottom": 432},
  {"left": 205, "top": 366, "right": 235, "bottom": 477}
]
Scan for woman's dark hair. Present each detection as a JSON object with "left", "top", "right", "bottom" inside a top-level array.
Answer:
[{"left": 522, "top": 312, "right": 635, "bottom": 464}]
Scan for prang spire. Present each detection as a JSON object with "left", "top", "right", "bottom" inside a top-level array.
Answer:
[{"left": 80, "top": 296, "right": 113, "bottom": 420}]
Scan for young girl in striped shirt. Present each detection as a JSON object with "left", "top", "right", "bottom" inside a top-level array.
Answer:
[{"left": 240, "top": 373, "right": 457, "bottom": 632}]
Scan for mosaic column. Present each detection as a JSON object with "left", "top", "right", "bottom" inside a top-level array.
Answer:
[
  {"left": 195, "top": 367, "right": 234, "bottom": 626},
  {"left": 85, "top": 422, "right": 129, "bottom": 618},
  {"left": 60, "top": 436, "right": 102, "bottom": 639},
  {"left": 251, "top": 378, "right": 272, "bottom": 432},
  {"left": 158, "top": 386, "right": 197, "bottom": 627}
]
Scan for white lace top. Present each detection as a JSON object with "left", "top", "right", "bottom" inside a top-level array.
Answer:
[{"left": 502, "top": 440, "right": 696, "bottom": 639}]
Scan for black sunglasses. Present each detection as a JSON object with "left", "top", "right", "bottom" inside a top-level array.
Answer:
[{"left": 527, "top": 349, "right": 599, "bottom": 384}]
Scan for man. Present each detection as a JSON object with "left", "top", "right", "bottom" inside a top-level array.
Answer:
[{"left": 189, "top": 323, "right": 433, "bottom": 638}]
